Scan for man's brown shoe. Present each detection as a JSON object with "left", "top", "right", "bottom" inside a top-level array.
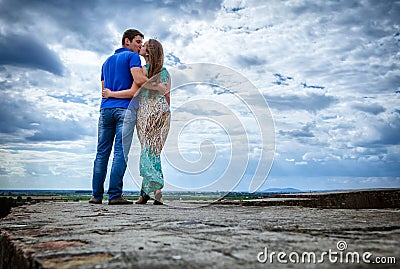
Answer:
[
  {"left": 108, "top": 196, "right": 133, "bottom": 205},
  {"left": 89, "top": 197, "right": 102, "bottom": 204}
]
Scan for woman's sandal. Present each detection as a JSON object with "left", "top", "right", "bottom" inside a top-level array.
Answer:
[
  {"left": 154, "top": 191, "right": 163, "bottom": 205},
  {"left": 135, "top": 195, "right": 150, "bottom": 204}
]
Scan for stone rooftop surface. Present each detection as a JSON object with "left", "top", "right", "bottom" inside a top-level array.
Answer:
[
  {"left": 218, "top": 188, "right": 400, "bottom": 209},
  {"left": 1, "top": 201, "right": 399, "bottom": 269}
]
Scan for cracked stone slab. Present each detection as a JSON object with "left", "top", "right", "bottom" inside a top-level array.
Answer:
[{"left": 1, "top": 202, "right": 399, "bottom": 268}]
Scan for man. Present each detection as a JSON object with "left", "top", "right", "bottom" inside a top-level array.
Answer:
[{"left": 89, "top": 29, "right": 148, "bottom": 205}]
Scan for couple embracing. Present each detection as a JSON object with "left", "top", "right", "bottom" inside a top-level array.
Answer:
[{"left": 89, "top": 29, "right": 170, "bottom": 205}]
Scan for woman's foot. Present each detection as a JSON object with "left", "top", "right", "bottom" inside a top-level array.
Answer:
[
  {"left": 135, "top": 195, "right": 150, "bottom": 204},
  {"left": 154, "top": 190, "right": 163, "bottom": 205}
]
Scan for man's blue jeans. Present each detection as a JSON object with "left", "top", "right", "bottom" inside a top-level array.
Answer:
[{"left": 92, "top": 108, "right": 136, "bottom": 201}]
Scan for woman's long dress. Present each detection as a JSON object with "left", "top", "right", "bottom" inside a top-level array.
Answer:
[{"left": 136, "top": 66, "right": 170, "bottom": 195}]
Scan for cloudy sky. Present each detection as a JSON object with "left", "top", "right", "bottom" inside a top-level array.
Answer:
[{"left": 0, "top": 0, "right": 399, "bottom": 192}]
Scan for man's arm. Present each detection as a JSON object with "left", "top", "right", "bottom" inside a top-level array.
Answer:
[
  {"left": 102, "top": 67, "right": 147, "bottom": 99},
  {"left": 102, "top": 67, "right": 168, "bottom": 99},
  {"left": 102, "top": 82, "right": 140, "bottom": 98},
  {"left": 131, "top": 67, "right": 148, "bottom": 87}
]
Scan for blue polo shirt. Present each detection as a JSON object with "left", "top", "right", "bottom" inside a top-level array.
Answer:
[{"left": 100, "top": 47, "right": 141, "bottom": 109}]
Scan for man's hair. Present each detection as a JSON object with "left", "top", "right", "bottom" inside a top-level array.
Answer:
[{"left": 122, "top": 29, "right": 144, "bottom": 46}]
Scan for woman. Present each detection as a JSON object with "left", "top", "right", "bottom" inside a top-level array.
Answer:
[{"left": 103, "top": 39, "right": 171, "bottom": 205}]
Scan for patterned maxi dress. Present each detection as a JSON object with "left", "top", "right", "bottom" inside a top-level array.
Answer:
[{"left": 136, "top": 66, "right": 170, "bottom": 196}]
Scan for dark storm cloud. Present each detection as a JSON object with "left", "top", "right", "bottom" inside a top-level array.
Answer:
[
  {"left": 0, "top": 0, "right": 223, "bottom": 54},
  {"left": 351, "top": 102, "right": 386, "bottom": 115},
  {"left": 235, "top": 55, "right": 267, "bottom": 66},
  {"left": 0, "top": 94, "right": 32, "bottom": 134},
  {"left": 266, "top": 92, "right": 337, "bottom": 112},
  {"left": 0, "top": 93, "right": 93, "bottom": 143},
  {"left": 290, "top": 0, "right": 400, "bottom": 25},
  {"left": 375, "top": 112, "right": 400, "bottom": 145},
  {"left": 0, "top": 0, "right": 130, "bottom": 53},
  {"left": 158, "top": 0, "right": 223, "bottom": 15},
  {"left": 348, "top": 111, "right": 400, "bottom": 147},
  {"left": 279, "top": 123, "right": 315, "bottom": 138},
  {"left": 290, "top": 0, "right": 361, "bottom": 16},
  {"left": 289, "top": 0, "right": 400, "bottom": 51},
  {"left": 26, "top": 117, "right": 93, "bottom": 142},
  {"left": 0, "top": 33, "right": 64, "bottom": 76}
]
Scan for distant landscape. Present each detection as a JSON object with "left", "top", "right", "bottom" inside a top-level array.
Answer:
[
  {"left": 2, "top": 187, "right": 398, "bottom": 218},
  {"left": 0, "top": 187, "right": 327, "bottom": 204},
  {"left": 0, "top": 188, "right": 302, "bottom": 205},
  {"left": 0, "top": 187, "right": 314, "bottom": 217},
  {"left": 0, "top": 187, "right": 393, "bottom": 203}
]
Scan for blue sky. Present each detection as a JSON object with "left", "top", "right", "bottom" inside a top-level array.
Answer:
[{"left": 0, "top": 0, "right": 399, "bottom": 192}]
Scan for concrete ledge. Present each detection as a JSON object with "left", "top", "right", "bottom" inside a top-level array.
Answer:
[
  {"left": 1, "top": 197, "right": 399, "bottom": 268},
  {"left": 215, "top": 189, "right": 400, "bottom": 209}
]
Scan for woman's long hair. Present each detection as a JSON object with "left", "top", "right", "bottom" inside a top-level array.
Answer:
[{"left": 146, "top": 39, "right": 164, "bottom": 81}]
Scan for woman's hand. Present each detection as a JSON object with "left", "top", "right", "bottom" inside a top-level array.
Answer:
[{"left": 102, "top": 88, "right": 113, "bottom": 98}]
